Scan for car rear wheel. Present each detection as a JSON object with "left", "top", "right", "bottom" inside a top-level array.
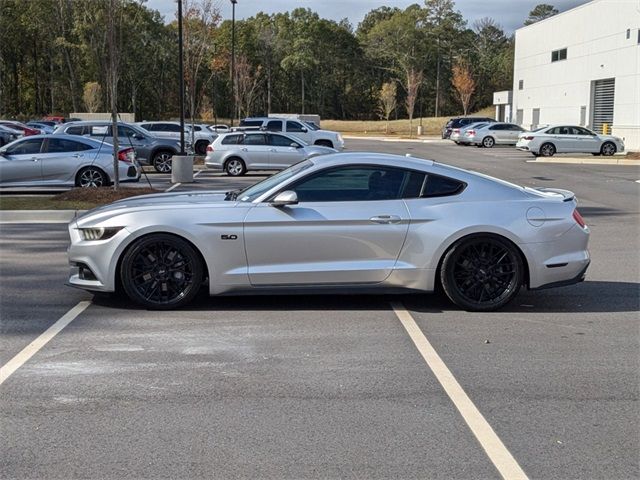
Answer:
[
  {"left": 76, "top": 167, "right": 108, "bottom": 188},
  {"left": 482, "top": 136, "right": 495, "bottom": 148},
  {"left": 120, "top": 234, "right": 204, "bottom": 309},
  {"left": 600, "top": 142, "right": 616, "bottom": 156},
  {"left": 539, "top": 143, "right": 556, "bottom": 157},
  {"left": 195, "top": 140, "right": 209, "bottom": 155},
  {"left": 225, "top": 157, "right": 246, "bottom": 176},
  {"left": 440, "top": 235, "right": 523, "bottom": 311},
  {"left": 314, "top": 140, "right": 334, "bottom": 148},
  {"left": 153, "top": 151, "right": 173, "bottom": 173}
]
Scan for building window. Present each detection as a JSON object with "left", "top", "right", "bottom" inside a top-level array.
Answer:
[
  {"left": 518, "top": 79, "right": 524, "bottom": 90},
  {"left": 551, "top": 48, "right": 567, "bottom": 62},
  {"left": 638, "top": 29, "right": 640, "bottom": 44},
  {"left": 626, "top": 28, "right": 630, "bottom": 39}
]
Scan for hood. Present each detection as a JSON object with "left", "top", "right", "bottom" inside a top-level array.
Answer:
[
  {"left": 76, "top": 190, "right": 230, "bottom": 225},
  {"left": 316, "top": 129, "right": 340, "bottom": 137},
  {"left": 304, "top": 145, "right": 338, "bottom": 155}
]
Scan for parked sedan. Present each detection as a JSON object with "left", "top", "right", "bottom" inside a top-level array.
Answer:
[
  {"left": 451, "top": 122, "right": 492, "bottom": 144},
  {"left": 464, "top": 123, "right": 526, "bottom": 148},
  {"left": 26, "top": 121, "right": 55, "bottom": 134},
  {"left": 516, "top": 125, "right": 625, "bottom": 157},
  {"left": 0, "top": 135, "right": 140, "bottom": 187},
  {"left": 68, "top": 152, "right": 590, "bottom": 311},
  {"left": 0, "top": 120, "right": 40, "bottom": 136},
  {"left": 0, "top": 125, "right": 22, "bottom": 147},
  {"left": 442, "top": 116, "right": 495, "bottom": 139},
  {"left": 205, "top": 131, "right": 336, "bottom": 176}
]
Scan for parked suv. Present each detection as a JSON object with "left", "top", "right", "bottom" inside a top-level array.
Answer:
[
  {"left": 442, "top": 117, "right": 495, "bottom": 139},
  {"left": 53, "top": 121, "right": 191, "bottom": 172},
  {"left": 136, "top": 121, "right": 216, "bottom": 156},
  {"left": 205, "top": 131, "right": 336, "bottom": 176},
  {"left": 239, "top": 117, "right": 344, "bottom": 150}
]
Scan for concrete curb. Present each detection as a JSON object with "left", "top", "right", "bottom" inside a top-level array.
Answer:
[
  {"left": 526, "top": 157, "right": 639, "bottom": 165},
  {"left": 0, "top": 210, "right": 86, "bottom": 224},
  {"left": 343, "top": 135, "right": 449, "bottom": 144}
]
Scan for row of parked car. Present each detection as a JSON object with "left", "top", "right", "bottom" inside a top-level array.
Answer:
[
  {"left": 442, "top": 116, "right": 625, "bottom": 157},
  {"left": 0, "top": 116, "right": 345, "bottom": 187}
]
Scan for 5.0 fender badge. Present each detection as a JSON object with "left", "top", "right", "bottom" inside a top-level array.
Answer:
[{"left": 221, "top": 234, "right": 238, "bottom": 240}]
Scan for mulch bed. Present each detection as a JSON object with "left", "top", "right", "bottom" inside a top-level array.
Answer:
[
  {"left": 54, "top": 187, "right": 160, "bottom": 204},
  {"left": 626, "top": 152, "right": 640, "bottom": 160}
]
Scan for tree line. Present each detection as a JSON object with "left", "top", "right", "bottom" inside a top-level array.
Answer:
[{"left": 0, "top": 0, "right": 558, "bottom": 122}]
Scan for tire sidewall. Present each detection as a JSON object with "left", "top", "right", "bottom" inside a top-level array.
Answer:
[
  {"left": 153, "top": 151, "right": 173, "bottom": 173},
  {"left": 225, "top": 158, "right": 246, "bottom": 176}
]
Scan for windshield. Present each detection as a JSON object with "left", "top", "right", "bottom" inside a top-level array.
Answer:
[
  {"left": 231, "top": 160, "right": 313, "bottom": 202},
  {"left": 302, "top": 121, "right": 320, "bottom": 131}
]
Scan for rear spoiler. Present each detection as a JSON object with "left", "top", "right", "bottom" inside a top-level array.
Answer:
[{"left": 527, "top": 187, "right": 575, "bottom": 202}]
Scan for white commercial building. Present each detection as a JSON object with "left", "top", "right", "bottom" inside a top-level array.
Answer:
[{"left": 511, "top": 0, "right": 640, "bottom": 150}]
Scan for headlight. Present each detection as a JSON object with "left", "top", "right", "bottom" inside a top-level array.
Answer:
[
  {"left": 79, "top": 227, "right": 123, "bottom": 241},
  {"left": 337, "top": 133, "right": 343, "bottom": 142}
]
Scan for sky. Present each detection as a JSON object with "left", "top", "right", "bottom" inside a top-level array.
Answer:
[{"left": 145, "top": 0, "right": 588, "bottom": 33}]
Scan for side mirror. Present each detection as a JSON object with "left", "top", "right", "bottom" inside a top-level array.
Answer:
[
  {"left": 132, "top": 133, "right": 144, "bottom": 140},
  {"left": 291, "top": 142, "right": 301, "bottom": 148},
  {"left": 301, "top": 127, "right": 308, "bottom": 132},
  {"left": 270, "top": 190, "right": 298, "bottom": 207}
]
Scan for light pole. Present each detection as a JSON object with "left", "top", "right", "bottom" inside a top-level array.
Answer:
[
  {"left": 178, "top": 0, "right": 185, "bottom": 154},
  {"left": 230, "top": 0, "right": 237, "bottom": 127}
]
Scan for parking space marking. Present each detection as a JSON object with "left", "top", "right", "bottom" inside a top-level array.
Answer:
[
  {"left": 0, "top": 301, "right": 90, "bottom": 386},
  {"left": 392, "top": 302, "right": 529, "bottom": 480},
  {"left": 163, "top": 169, "right": 203, "bottom": 192}
]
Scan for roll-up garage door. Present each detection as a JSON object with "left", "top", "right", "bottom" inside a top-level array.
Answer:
[{"left": 591, "top": 78, "right": 615, "bottom": 134}]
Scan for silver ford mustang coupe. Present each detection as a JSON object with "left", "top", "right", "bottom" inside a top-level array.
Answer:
[{"left": 67, "top": 153, "right": 590, "bottom": 311}]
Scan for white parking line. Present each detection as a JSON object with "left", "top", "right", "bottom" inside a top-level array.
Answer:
[
  {"left": 0, "top": 301, "right": 91, "bottom": 386},
  {"left": 392, "top": 303, "right": 529, "bottom": 480},
  {"left": 164, "top": 169, "right": 203, "bottom": 193}
]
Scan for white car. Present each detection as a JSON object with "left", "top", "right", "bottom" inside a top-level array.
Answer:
[
  {"left": 136, "top": 121, "right": 216, "bottom": 156},
  {"left": 516, "top": 125, "right": 625, "bottom": 157},
  {"left": 205, "top": 131, "right": 336, "bottom": 175}
]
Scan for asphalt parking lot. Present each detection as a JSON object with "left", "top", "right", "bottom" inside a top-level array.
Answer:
[{"left": 1, "top": 139, "right": 638, "bottom": 479}]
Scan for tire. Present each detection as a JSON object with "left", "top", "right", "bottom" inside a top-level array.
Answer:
[
  {"left": 482, "top": 136, "right": 495, "bottom": 148},
  {"left": 454, "top": 141, "right": 460, "bottom": 145},
  {"left": 315, "top": 140, "right": 334, "bottom": 148},
  {"left": 440, "top": 235, "right": 524, "bottom": 311},
  {"left": 152, "top": 150, "right": 173, "bottom": 173},
  {"left": 600, "top": 142, "right": 616, "bottom": 156},
  {"left": 225, "top": 157, "right": 246, "bottom": 176},
  {"left": 120, "top": 233, "right": 204, "bottom": 309},
  {"left": 195, "top": 140, "right": 209, "bottom": 155},
  {"left": 539, "top": 142, "right": 555, "bottom": 157},
  {"left": 76, "top": 167, "right": 109, "bottom": 188}
]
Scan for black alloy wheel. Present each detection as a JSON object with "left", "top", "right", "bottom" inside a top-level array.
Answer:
[
  {"left": 600, "top": 142, "right": 616, "bottom": 156},
  {"left": 539, "top": 143, "right": 556, "bottom": 157},
  {"left": 120, "top": 234, "right": 204, "bottom": 309},
  {"left": 76, "top": 167, "right": 108, "bottom": 188},
  {"left": 153, "top": 151, "right": 173, "bottom": 173},
  {"left": 441, "top": 235, "right": 523, "bottom": 311}
]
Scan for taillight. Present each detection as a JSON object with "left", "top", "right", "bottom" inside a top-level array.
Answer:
[
  {"left": 573, "top": 209, "right": 587, "bottom": 228},
  {"left": 523, "top": 136, "right": 534, "bottom": 140},
  {"left": 467, "top": 130, "right": 475, "bottom": 135},
  {"left": 453, "top": 128, "right": 460, "bottom": 133},
  {"left": 206, "top": 145, "right": 213, "bottom": 153},
  {"left": 118, "top": 147, "right": 135, "bottom": 163}
]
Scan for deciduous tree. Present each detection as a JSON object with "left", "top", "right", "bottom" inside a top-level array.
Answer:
[
  {"left": 378, "top": 81, "right": 397, "bottom": 133},
  {"left": 452, "top": 58, "right": 475, "bottom": 115}
]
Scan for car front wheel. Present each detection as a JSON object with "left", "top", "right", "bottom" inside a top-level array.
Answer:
[
  {"left": 225, "top": 158, "right": 246, "bottom": 176},
  {"left": 76, "top": 167, "right": 108, "bottom": 188},
  {"left": 482, "top": 136, "right": 495, "bottom": 148},
  {"left": 153, "top": 151, "right": 173, "bottom": 173},
  {"left": 600, "top": 142, "right": 616, "bottom": 156},
  {"left": 120, "top": 234, "right": 204, "bottom": 309},
  {"left": 440, "top": 235, "right": 524, "bottom": 311}
]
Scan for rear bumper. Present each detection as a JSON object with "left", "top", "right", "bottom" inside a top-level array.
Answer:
[{"left": 531, "top": 262, "right": 589, "bottom": 290}]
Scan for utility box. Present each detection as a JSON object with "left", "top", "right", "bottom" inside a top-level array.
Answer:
[{"left": 171, "top": 156, "right": 194, "bottom": 183}]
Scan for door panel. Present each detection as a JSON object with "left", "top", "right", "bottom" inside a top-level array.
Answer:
[
  {"left": 0, "top": 155, "right": 42, "bottom": 184},
  {"left": 244, "top": 200, "right": 410, "bottom": 285}
]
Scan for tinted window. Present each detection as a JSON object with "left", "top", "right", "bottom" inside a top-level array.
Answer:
[
  {"left": 47, "top": 138, "right": 92, "bottom": 153},
  {"left": 161, "top": 124, "right": 182, "bottom": 132},
  {"left": 403, "top": 171, "right": 426, "bottom": 198},
  {"left": 286, "top": 121, "right": 305, "bottom": 132},
  {"left": 240, "top": 120, "right": 264, "bottom": 127},
  {"left": 575, "top": 127, "right": 594, "bottom": 135},
  {"left": 139, "top": 124, "right": 155, "bottom": 131},
  {"left": 117, "top": 126, "right": 137, "bottom": 137},
  {"left": 266, "top": 120, "right": 282, "bottom": 131},
  {"left": 242, "top": 134, "right": 267, "bottom": 145},
  {"left": 489, "top": 124, "right": 505, "bottom": 130},
  {"left": 65, "top": 126, "right": 86, "bottom": 135},
  {"left": 270, "top": 134, "right": 296, "bottom": 147},
  {"left": 423, "top": 175, "right": 465, "bottom": 197},
  {"left": 289, "top": 166, "right": 409, "bottom": 202},
  {"left": 549, "top": 126, "right": 571, "bottom": 135},
  {"left": 507, "top": 124, "right": 524, "bottom": 131},
  {"left": 221, "top": 134, "right": 243, "bottom": 145},
  {"left": 6, "top": 138, "right": 44, "bottom": 155}
]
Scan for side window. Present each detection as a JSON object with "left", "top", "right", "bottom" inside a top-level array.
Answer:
[
  {"left": 163, "top": 124, "right": 182, "bottom": 132},
  {"left": 575, "top": 127, "right": 592, "bottom": 135},
  {"left": 65, "top": 126, "right": 86, "bottom": 135},
  {"left": 89, "top": 125, "right": 109, "bottom": 136},
  {"left": 139, "top": 124, "right": 154, "bottom": 131},
  {"left": 288, "top": 166, "right": 409, "bottom": 202},
  {"left": 117, "top": 126, "right": 136, "bottom": 137},
  {"left": 266, "top": 120, "right": 282, "bottom": 131},
  {"left": 242, "top": 134, "right": 267, "bottom": 145},
  {"left": 221, "top": 134, "right": 243, "bottom": 145},
  {"left": 286, "top": 121, "right": 305, "bottom": 133},
  {"left": 402, "top": 171, "right": 426, "bottom": 198},
  {"left": 6, "top": 138, "right": 44, "bottom": 155},
  {"left": 422, "top": 175, "right": 465, "bottom": 197},
  {"left": 270, "top": 134, "right": 296, "bottom": 147},
  {"left": 47, "top": 138, "right": 91, "bottom": 153},
  {"left": 489, "top": 124, "right": 504, "bottom": 130}
]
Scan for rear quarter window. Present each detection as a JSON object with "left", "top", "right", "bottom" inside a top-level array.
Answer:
[
  {"left": 221, "top": 134, "right": 243, "bottom": 145},
  {"left": 422, "top": 175, "right": 465, "bottom": 197}
]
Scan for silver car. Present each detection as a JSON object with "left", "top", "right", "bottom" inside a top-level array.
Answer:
[
  {"left": 136, "top": 121, "right": 215, "bottom": 155},
  {"left": 67, "top": 152, "right": 590, "bottom": 311},
  {"left": 205, "top": 131, "right": 336, "bottom": 176},
  {"left": 451, "top": 122, "right": 492, "bottom": 144},
  {"left": 464, "top": 123, "right": 526, "bottom": 148},
  {"left": 516, "top": 125, "right": 625, "bottom": 157},
  {"left": 0, "top": 134, "right": 140, "bottom": 187}
]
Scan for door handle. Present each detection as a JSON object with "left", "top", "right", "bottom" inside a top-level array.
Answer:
[
  {"left": 269, "top": 148, "right": 276, "bottom": 152},
  {"left": 73, "top": 154, "right": 84, "bottom": 158},
  {"left": 370, "top": 215, "right": 401, "bottom": 224},
  {"left": 241, "top": 148, "right": 248, "bottom": 152},
  {"left": 31, "top": 157, "right": 39, "bottom": 162}
]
